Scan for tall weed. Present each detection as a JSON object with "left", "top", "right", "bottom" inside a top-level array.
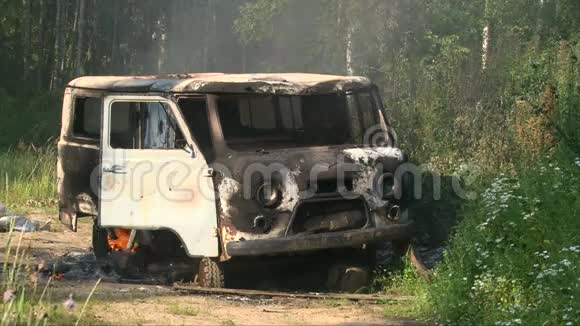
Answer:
[
  {"left": 0, "top": 146, "right": 56, "bottom": 210},
  {"left": 1, "top": 224, "right": 102, "bottom": 325}
]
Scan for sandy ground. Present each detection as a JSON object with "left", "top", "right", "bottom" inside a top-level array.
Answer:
[{"left": 0, "top": 211, "right": 421, "bottom": 326}]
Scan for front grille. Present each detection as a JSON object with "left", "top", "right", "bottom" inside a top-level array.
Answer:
[
  {"left": 307, "top": 178, "right": 354, "bottom": 194},
  {"left": 290, "top": 198, "right": 367, "bottom": 235}
]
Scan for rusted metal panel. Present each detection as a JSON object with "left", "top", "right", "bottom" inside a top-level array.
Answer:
[
  {"left": 57, "top": 88, "right": 102, "bottom": 231},
  {"left": 67, "top": 73, "right": 372, "bottom": 95}
]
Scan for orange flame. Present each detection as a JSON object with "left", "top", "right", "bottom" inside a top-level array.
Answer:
[{"left": 107, "top": 229, "right": 137, "bottom": 251}]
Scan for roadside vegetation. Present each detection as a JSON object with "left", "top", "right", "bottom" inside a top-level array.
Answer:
[
  {"left": 418, "top": 148, "right": 579, "bottom": 325},
  {"left": 377, "top": 37, "right": 580, "bottom": 325}
]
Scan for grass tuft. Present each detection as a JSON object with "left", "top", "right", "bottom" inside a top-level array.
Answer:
[
  {"left": 166, "top": 304, "right": 200, "bottom": 317},
  {"left": 0, "top": 145, "right": 57, "bottom": 212}
]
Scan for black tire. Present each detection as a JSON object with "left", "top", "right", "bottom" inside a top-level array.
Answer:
[
  {"left": 325, "top": 247, "right": 375, "bottom": 292},
  {"left": 197, "top": 257, "right": 225, "bottom": 288},
  {"left": 92, "top": 221, "right": 110, "bottom": 259}
]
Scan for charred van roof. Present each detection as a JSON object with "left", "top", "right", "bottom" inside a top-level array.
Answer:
[{"left": 67, "top": 73, "right": 372, "bottom": 95}]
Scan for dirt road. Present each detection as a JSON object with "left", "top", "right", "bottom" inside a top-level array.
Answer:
[{"left": 0, "top": 212, "right": 420, "bottom": 325}]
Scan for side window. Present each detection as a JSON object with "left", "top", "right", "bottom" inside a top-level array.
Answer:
[
  {"left": 358, "top": 93, "right": 378, "bottom": 128},
  {"left": 109, "top": 101, "right": 186, "bottom": 150},
  {"left": 279, "top": 97, "right": 294, "bottom": 129},
  {"left": 346, "top": 94, "right": 363, "bottom": 143},
  {"left": 249, "top": 97, "right": 276, "bottom": 129},
  {"left": 178, "top": 98, "right": 214, "bottom": 161},
  {"left": 279, "top": 96, "right": 303, "bottom": 130},
  {"left": 72, "top": 97, "right": 101, "bottom": 139}
]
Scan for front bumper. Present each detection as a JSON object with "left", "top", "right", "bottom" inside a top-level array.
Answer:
[{"left": 225, "top": 222, "right": 415, "bottom": 257}]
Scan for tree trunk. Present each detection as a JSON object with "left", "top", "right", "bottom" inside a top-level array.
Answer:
[
  {"left": 76, "top": 0, "right": 85, "bottom": 76},
  {"left": 346, "top": 24, "right": 354, "bottom": 75},
  {"left": 50, "top": 0, "right": 63, "bottom": 90},
  {"left": 36, "top": 0, "right": 46, "bottom": 88},
  {"left": 481, "top": 25, "right": 490, "bottom": 70},
  {"left": 110, "top": 1, "right": 119, "bottom": 73},
  {"left": 21, "top": 0, "right": 32, "bottom": 81},
  {"left": 202, "top": 1, "right": 210, "bottom": 71},
  {"left": 156, "top": 9, "right": 167, "bottom": 74},
  {"left": 481, "top": 0, "right": 490, "bottom": 70},
  {"left": 407, "top": 0, "right": 418, "bottom": 101}
]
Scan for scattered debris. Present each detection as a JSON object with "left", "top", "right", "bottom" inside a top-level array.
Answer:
[
  {"left": 0, "top": 202, "right": 51, "bottom": 232},
  {"left": 416, "top": 246, "right": 445, "bottom": 270},
  {"left": 173, "top": 283, "right": 414, "bottom": 303},
  {"left": 0, "top": 215, "right": 38, "bottom": 232}
]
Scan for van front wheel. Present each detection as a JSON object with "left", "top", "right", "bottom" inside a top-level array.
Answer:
[{"left": 197, "top": 257, "right": 224, "bottom": 288}]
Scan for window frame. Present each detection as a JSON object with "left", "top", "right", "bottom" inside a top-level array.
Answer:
[
  {"left": 103, "top": 95, "right": 195, "bottom": 152},
  {"left": 70, "top": 95, "right": 103, "bottom": 141}
]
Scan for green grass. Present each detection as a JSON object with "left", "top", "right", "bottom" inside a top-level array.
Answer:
[{"left": 0, "top": 146, "right": 57, "bottom": 212}]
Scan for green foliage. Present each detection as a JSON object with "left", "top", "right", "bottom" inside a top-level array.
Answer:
[
  {"left": 0, "top": 89, "right": 61, "bottom": 147},
  {"left": 0, "top": 146, "right": 56, "bottom": 209},
  {"left": 234, "top": 0, "right": 288, "bottom": 44},
  {"left": 374, "top": 256, "right": 427, "bottom": 298},
  {"left": 418, "top": 148, "right": 580, "bottom": 324}
]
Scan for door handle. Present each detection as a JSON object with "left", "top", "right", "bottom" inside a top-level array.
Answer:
[{"left": 103, "top": 165, "right": 127, "bottom": 174}]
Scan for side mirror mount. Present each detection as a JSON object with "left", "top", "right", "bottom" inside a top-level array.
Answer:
[{"left": 184, "top": 144, "right": 196, "bottom": 158}]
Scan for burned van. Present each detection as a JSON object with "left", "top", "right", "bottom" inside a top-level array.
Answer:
[{"left": 57, "top": 73, "right": 414, "bottom": 287}]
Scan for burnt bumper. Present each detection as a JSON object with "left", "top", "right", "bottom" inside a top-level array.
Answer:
[{"left": 226, "top": 223, "right": 415, "bottom": 257}]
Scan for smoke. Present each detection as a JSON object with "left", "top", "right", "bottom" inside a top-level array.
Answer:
[{"left": 99, "top": 0, "right": 356, "bottom": 76}]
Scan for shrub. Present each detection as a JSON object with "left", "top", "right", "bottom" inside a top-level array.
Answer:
[{"left": 419, "top": 148, "right": 580, "bottom": 325}]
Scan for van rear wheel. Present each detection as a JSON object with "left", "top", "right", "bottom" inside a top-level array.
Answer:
[
  {"left": 92, "top": 221, "right": 110, "bottom": 259},
  {"left": 197, "top": 257, "right": 224, "bottom": 288}
]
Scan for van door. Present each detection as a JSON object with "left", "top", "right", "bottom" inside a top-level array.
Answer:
[{"left": 99, "top": 95, "right": 219, "bottom": 257}]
